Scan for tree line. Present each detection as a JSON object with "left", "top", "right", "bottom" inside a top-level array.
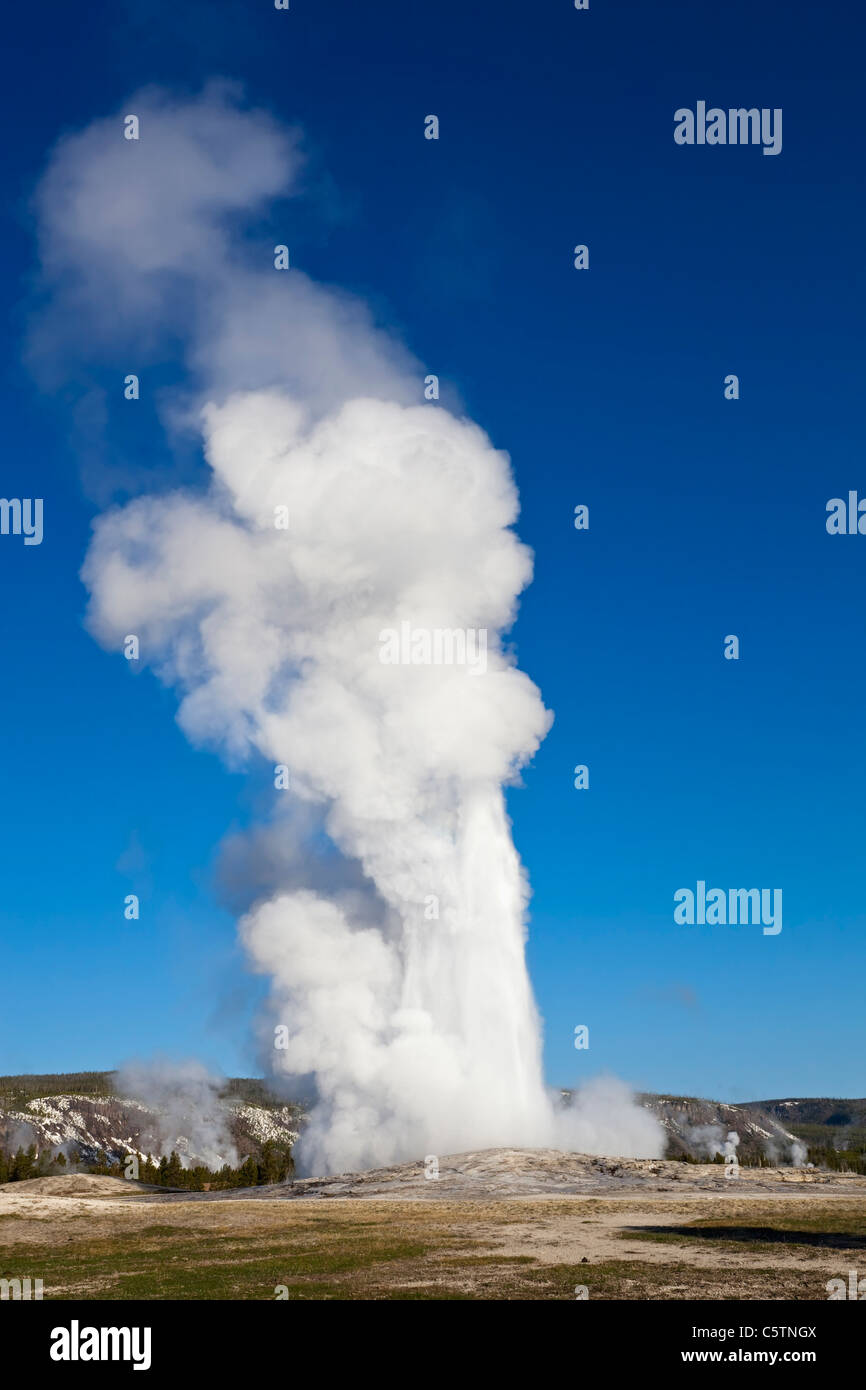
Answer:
[{"left": 0, "top": 1139, "right": 294, "bottom": 1188}]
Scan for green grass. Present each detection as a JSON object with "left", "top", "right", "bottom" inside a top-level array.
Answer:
[
  {"left": 0, "top": 1230, "right": 438, "bottom": 1300},
  {"left": 0, "top": 1225, "right": 839, "bottom": 1300}
]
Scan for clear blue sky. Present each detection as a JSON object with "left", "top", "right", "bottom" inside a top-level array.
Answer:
[{"left": 1, "top": 0, "right": 863, "bottom": 1100}]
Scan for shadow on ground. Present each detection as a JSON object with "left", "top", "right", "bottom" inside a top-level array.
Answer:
[{"left": 631, "top": 1226, "right": 866, "bottom": 1249}]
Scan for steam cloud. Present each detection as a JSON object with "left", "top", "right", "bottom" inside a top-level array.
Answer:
[
  {"left": 763, "top": 1134, "right": 810, "bottom": 1168},
  {"left": 685, "top": 1124, "right": 740, "bottom": 1162},
  {"left": 34, "top": 86, "right": 664, "bottom": 1174},
  {"left": 116, "top": 1059, "right": 239, "bottom": 1169}
]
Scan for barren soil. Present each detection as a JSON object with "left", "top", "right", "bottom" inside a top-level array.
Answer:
[{"left": 2, "top": 1151, "right": 863, "bottom": 1299}]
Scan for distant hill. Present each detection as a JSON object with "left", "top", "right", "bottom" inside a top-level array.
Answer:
[
  {"left": 737, "top": 1097, "right": 866, "bottom": 1160},
  {"left": 0, "top": 1072, "right": 287, "bottom": 1110},
  {"left": 580, "top": 1091, "right": 866, "bottom": 1169},
  {"left": 1, "top": 1074, "right": 864, "bottom": 1173},
  {"left": 740, "top": 1095, "right": 866, "bottom": 1129},
  {"left": 0, "top": 1072, "right": 299, "bottom": 1172}
]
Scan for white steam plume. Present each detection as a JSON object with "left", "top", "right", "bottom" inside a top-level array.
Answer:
[
  {"left": 34, "top": 86, "right": 664, "bottom": 1174},
  {"left": 685, "top": 1124, "right": 740, "bottom": 1161},
  {"left": 765, "top": 1135, "right": 810, "bottom": 1168},
  {"left": 116, "top": 1059, "right": 238, "bottom": 1170}
]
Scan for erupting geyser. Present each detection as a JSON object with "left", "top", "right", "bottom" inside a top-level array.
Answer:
[{"left": 34, "top": 85, "right": 663, "bottom": 1174}]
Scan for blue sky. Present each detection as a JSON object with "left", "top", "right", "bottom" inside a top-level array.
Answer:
[{"left": 1, "top": 0, "right": 864, "bottom": 1100}]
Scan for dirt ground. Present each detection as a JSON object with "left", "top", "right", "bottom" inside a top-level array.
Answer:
[{"left": 2, "top": 1160, "right": 864, "bottom": 1299}]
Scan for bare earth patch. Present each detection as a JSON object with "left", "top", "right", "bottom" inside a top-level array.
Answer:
[{"left": 1, "top": 1152, "right": 863, "bottom": 1299}]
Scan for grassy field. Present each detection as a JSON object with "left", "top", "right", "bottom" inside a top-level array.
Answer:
[{"left": 2, "top": 1194, "right": 863, "bottom": 1300}]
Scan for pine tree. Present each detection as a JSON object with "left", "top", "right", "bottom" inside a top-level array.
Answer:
[
  {"left": 239, "top": 1155, "right": 258, "bottom": 1188},
  {"left": 164, "top": 1150, "right": 184, "bottom": 1187}
]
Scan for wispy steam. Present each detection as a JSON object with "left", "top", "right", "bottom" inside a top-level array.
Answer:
[
  {"left": 116, "top": 1059, "right": 238, "bottom": 1169},
  {"left": 763, "top": 1134, "right": 810, "bottom": 1168},
  {"left": 685, "top": 1123, "right": 740, "bottom": 1161},
  {"left": 32, "top": 86, "right": 664, "bottom": 1175}
]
